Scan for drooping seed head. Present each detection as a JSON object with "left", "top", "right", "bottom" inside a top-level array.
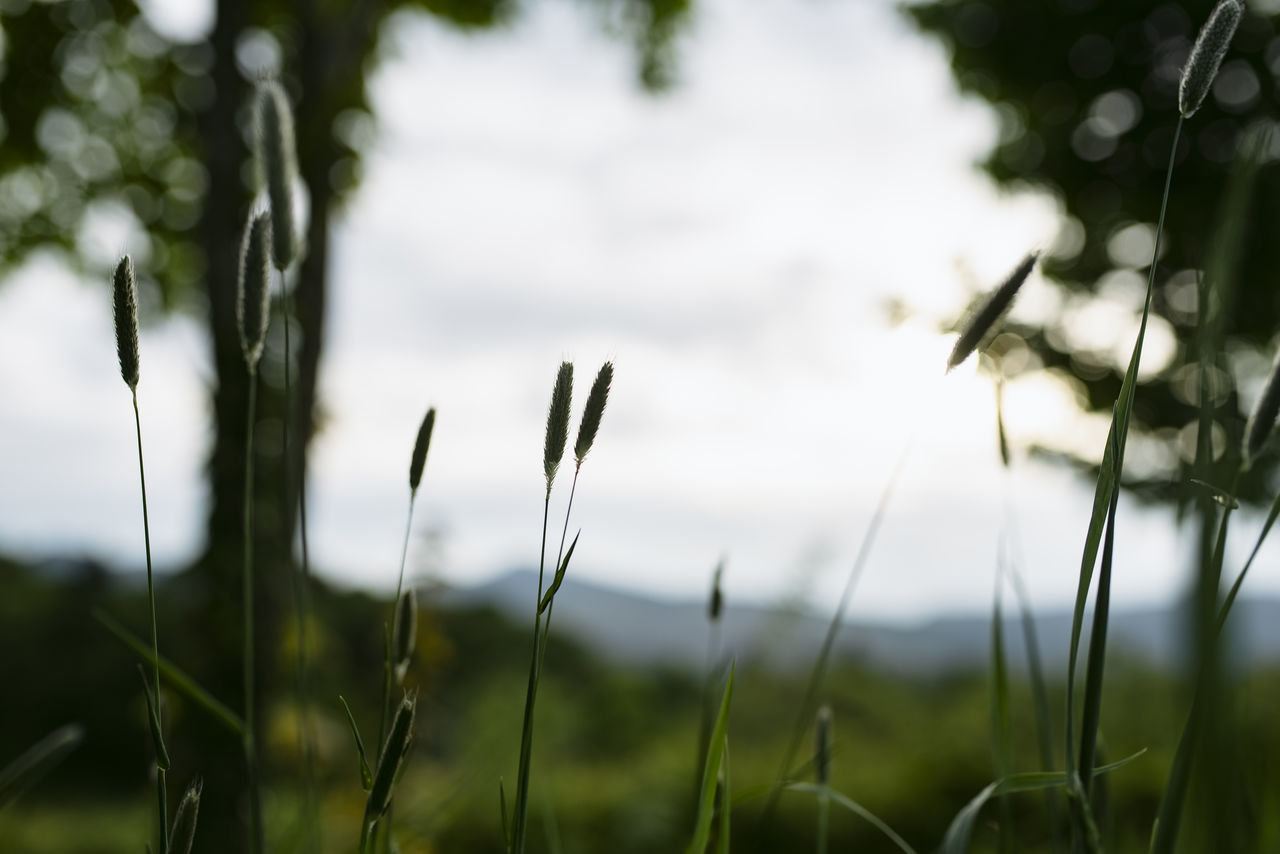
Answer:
[
  {"left": 814, "top": 704, "right": 833, "bottom": 786},
  {"left": 946, "top": 251, "right": 1039, "bottom": 373},
  {"left": 393, "top": 587, "right": 418, "bottom": 681},
  {"left": 1244, "top": 347, "right": 1280, "bottom": 470},
  {"left": 237, "top": 210, "right": 272, "bottom": 371},
  {"left": 544, "top": 361, "right": 574, "bottom": 487},
  {"left": 574, "top": 361, "right": 613, "bottom": 467},
  {"left": 366, "top": 693, "right": 416, "bottom": 820},
  {"left": 169, "top": 778, "right": 202, "bottom": 854},
  {"left": 409, "top": 408, "right": 436, "bottom": 493},
  {"left": 708, "top": 558, "right": 725, "bottom": 622},
  {"left": 254, "top": 80, "right": 299, "bottom": 269},
  {"left": 1179, "top": 0, "right": 1245, "bottom": 119},
  {"left": 112, "top": 255, "right": 140, "bottom": 390}
]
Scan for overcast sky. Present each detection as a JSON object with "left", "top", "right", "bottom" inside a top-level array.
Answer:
[{"left": 2, "top": 0, "right": 1273, "bottom": 621}]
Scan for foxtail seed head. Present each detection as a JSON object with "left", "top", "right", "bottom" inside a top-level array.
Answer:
[
  {"left": 169, "top": 778, "right": 202, "bottom": 854},
  {"left": 544, "top": 361, "right": 574, "bottom": 487},
  {"left": 1244, "top": 348, "right": 1280, "bottom": 470},
  {"left": 367, "top": 694, "right": 416, "bottom": 820},
  {"left": 254, "top": 80, "right": 299, "bottom": 269},
  {"left": 708, "top": 558, "right": 725, "bottom": 622},
  {"left": 112, "top": 255, "right": 140, "bottom": 390},
  {"left": 393, "top": 587, "right": 418, "bottom": 682},
  {"left": 946, "top": 251, "right": 1039, "bottom": 373},
  {"left": 814, "top": 705, "right": 833, "bottom": 786},
  {"left": 574, "top": 361, "right": 613, "bottom": 467},
  {"left": 237, "top": 210, "right": 272, "bottom": 371},
  {"left": 409, "top": 408, "right": 436, "bottom": 493},
  {"left": 1180, "top": 0, "right": 1245, "bottom": 119}
]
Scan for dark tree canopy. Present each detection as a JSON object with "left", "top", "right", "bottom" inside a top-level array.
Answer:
[
  {"left": 0, "top": 0, "right": 690, "bottom": 303},
  {"left": 906, "top": 0, "right": 1280, "bottom": 506}
]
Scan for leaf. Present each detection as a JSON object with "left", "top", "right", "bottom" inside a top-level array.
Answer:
[
  {"left": 538, "top": 531, "right": 580, "bottom": 614},
  {"left": 785, "top": 783, "right": 918, "bottom": 854},
  {"left": 339, "top": 696, "right": 374, "bottom": 791},
  {"left": 716, "top": 741, "right": 731, "bottom": 854},
  {"left": 685, "top": 663, "right": 734, "bottom": 854},
  {"left": 939, "top": 750, "right": 1147, "bottom": 854},
  {"left": 94, "top": 610, "right": 244, "bottom": 736},
  {"left": 0, "top": 724, "right": 84, "bottom": 808}
]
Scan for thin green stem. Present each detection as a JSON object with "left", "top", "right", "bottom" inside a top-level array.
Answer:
[
  {"left": 242, "top": 368, "right": 263, "bottom": 854},
  {"left": 278, "top": 265, "right": 317, "bottom": 848},
  {"left": 378, "top": 500, "right": 414, "bottom": 854},
  {"left": 538, "top": 468, "right": 580, "bottom": 668},
  {"left": 764, "top": 440, "right": 912, "bottom": 821},
  {"left": 816, "top": 786, "right": 829, "bottom": 854},
  {"left": 133, "top": 391, "right": 168, "bottom": 854},
  {"left": 511, "top": 488, "right": 553, "bottom": 854}
]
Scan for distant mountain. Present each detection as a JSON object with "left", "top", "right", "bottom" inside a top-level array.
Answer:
[{"left": 435, "top": 569, "right": 1280, "bottom": 675}]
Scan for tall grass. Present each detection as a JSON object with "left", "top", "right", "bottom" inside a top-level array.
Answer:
[{"left": 64, "top": 3, "right": 1280, "bottom": 851}]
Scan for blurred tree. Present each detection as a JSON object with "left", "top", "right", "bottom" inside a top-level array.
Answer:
[
  {"left": 904, "top": 0, "right": 1280, "bottom": 506},
  {"left": 0, "top": 0, "right": 691, "bottom": 849}
]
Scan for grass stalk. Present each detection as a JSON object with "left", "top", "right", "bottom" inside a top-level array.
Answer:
[
  {"left": 131, "top": 390, "right": 169, "bottom": 854},
  {"left": 764, "top": 442, "right": 912, "bottom": 816},
  {"left": 242, "top": 368, "right": 263, "bottom": 854},
  {"left": 509, "top": 485, "right": 553, "bottom": 854},
  {"left": 278, "top": 265, "right": 318, "bottom": 851}
]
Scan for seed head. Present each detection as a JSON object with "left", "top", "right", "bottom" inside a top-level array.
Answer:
[
  {"left": 393, "top": 587, "right": 418, "bottom": 682},
  {"left": 574, "top": 362, "right": 613, "bottom": 467},
  {"left": 708, "top": 558, "right": 725, "bottom": 622},
  {"left": 1180, "top": 0, "right": 1245, "bottom": 119},
  {"left": 112, "top": 255, "right": 140, "bottom": 390},
  {"left": 1244, "top": 348, "right": 1280, "bottom": 470},
  {"left": 254, "top": 80, "right": 299, "bottom": 269},
  {"left": 169, "top": 778, "right": 202, "bottom": 854},
  {"left": 947, "top": 252, "right": 1039, "bottom": 373},
  {"left": 366, "top": 694, "right": 416, "bottom": 820},
  {"left": 409, "top": 408, "right": 436, "bottom": 493},
  {"left": 544, "top": 361, "right": 574, "bottom": 487},
  {"left": 814, "top": 704, "right": 833, "bottom": 786},
  {"left": 237, "top": 210, "right": 272, "bottom": 371}
]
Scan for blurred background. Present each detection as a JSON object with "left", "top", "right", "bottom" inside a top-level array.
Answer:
[{"left": 5, "top": 0, "right": 1280, "bottom": 850}]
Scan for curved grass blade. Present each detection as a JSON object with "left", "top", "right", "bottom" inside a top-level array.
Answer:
[
  {"left": 686, "top": 663, "right": 734, "bottom": 854},
  {"left": 538, "top": 531, "right": 580, "bottom": 614},
  {"left": 1078, "top": 422, "right": 1122, "bottom": 795},
  {"left": 0, "top": 724, "right": 84, "bottom": 807},
  {"left": 716, "top": 741, "right": 731, "bottom": 854},
  {"left": 339, "top": 696, "right": 374, "bottom": 791},
  {"left": 94, "top": 610, "right": 244, "bottom": 735},
  {"left": 940, "top": 750, "right": 1146, "bottom": 854},
  {"left": 1065, "top": 118, "right": 1183, "bottom": 788},
  {"left": 786, "top": 783, "right": 917, "bottom": 854}
]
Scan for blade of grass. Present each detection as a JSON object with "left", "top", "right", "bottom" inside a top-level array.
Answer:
[
  {"left": 940, "top": 750, "right": 1146, "bottom": 854},
  {"left": 686, "top": 663, "right": 734, "bottom": 854},
  {"left": 766, "top": 444, "right": 911, "bottom": 816},
  {"left": 1077, "top": 416, "right": 1122, "bottom": 797},
  {"left": 0, "top": 724, "right": 84, "bottom": 808},
  {"left": 786, "top": 784, "right": 917, "bottom": 854},
  {"left": 339, "top": 696, "right": 374, "bottom": 791},
  {"left": 1147, "top": 124, "right": 1266, "bottom": 854},
  {"left": 716, "top": 740, "right": 731, "bottom": 854},
  {"left": 95, "top": 610, "right": 245, "bottom": 734},
  {"left": 1065, "top": 118, "right": 1183, "bottom": 792},
  {"left": 1006, "top": 558, "right": 1062, "bottom": 853}
]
